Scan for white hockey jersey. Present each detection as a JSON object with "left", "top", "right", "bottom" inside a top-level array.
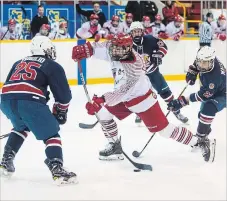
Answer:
[
  {"left": 121, "top": 21, "right": 131, "bottom": 34},
  {"left": 76, "top": 21, "right": 102, "bottom": 39},
  {"left": 0, "top": 25, "right": 21, "bottom": 40},
  {"left": 211, "top": 21, "right": 226, "bottom": 35},
  {"left": 91, "top": 41, "right": 152, "bottom": 107},
  {"left": 102, "top": 20, "right": 124, "bottom": 37},
  {"left": 53, "top": 32, "right": 71, "bottom": 39},
  {"left": 166, "top": 21, "right": 184, "bottom": 37},
  {"left": 150, "top": 22, "right": 166, "bottom": 38}
]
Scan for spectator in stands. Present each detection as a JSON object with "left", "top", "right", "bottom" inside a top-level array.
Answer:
[
  {"left": 162, "top": 0, "right": 179, "bottom": 25},
  {"left": 211, "top": 14, "right": 226, "bottom": 41},
  {"left": 76, "top": 14, "right": 101, "bottom": 39},
  {"left": 125, "top": 1, "right": 158, "bottom": 22},
  {"left": 166, "top": 15, "right": 184, "bottom": 41},
  {"left": 30, "top": 5, "right": 49, "bottom": 38},
  {"left": 142, "top": 16, "right": 152, "bottom": 35},
  {"left": 76, "top": 2, "right": 106, "bottom": 27}
]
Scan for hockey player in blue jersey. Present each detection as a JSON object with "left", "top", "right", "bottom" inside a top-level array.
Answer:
[
  {"left": 0, "top": 36, "right": 77, "bottom": 184},
  {"left": 168, "top": 46, "right": 226, "bottom": 162},
  {"left": 129, "top": 21, "right": 188, "bottom": 124}
]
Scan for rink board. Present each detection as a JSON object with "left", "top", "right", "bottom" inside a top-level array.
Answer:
[{"left": 0, "top": 38, "right": 226, "bottom": 87}]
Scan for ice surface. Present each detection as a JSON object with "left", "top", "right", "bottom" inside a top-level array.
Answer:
[{"left": 0, "top": 81, "right": 226, "bottom": 200}]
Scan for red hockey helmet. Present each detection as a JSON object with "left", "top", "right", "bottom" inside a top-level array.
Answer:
[
  {"left": 111, "top": 15, "right": 120, "bottom": 27},
  {"left": 218, "top": 14, "right": 226, "bottom": 21},
  {"left": 8, "top": 19, "right": 16, "bottom": 25},
  {"left": 90, "top": 14, "right": 99, "bottom": 20},
  {"left": 142, "top": 16, "right": 150, "bottom": 22},
  {"left": 126, "top": 13, "right": 133, "bottom": 19},
  {"left": 109, "top": 33, "right": 133, "bottom": 61}
]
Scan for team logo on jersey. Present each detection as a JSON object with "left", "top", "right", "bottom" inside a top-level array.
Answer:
[
  {"left": 143, "top": 54, "right": 151, "bottom": 70},
  {"left": 203, "top": 91, "right": 213, "bottom": 98},
  {"left": 114, "top": 9, "right": 125, "bottom": 22},
  {"left": 46, "top": 9, "right": 69, "bottom": 24},
  {"left": 209, "top": 83, "right": 215, "bottom": 89}
]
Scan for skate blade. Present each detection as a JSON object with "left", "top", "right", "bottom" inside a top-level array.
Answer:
[
  {"left": 209, "top": 139, "right": 216, "bottom": 163},
  {"left": 0, "top": 167, "right": 14, "bottom": 178},
  {"left": 53, "top": 176, "right": 78, "bottom": 186},
  {"left": 99, "top": 154, "right": 124, "bottom": 161}
]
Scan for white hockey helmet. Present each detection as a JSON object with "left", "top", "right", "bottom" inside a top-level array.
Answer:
[
  {"left": 196, "top": 46, "right": 215, "bottom": 72},
  {"left": 30, "top": 36, "right": 56, "bottom": 60},
  {"left": 129, "top": 21, "right": 144, "bottom": 32}
]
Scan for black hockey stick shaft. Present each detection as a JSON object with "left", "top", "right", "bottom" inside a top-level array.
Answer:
[
  {"left": 0, "top": 133, "right": 10, "bottom": 140},
  {"left": 1, "top": 29, "right": 9, "bottom": 40},
  {"left": 134, "top": 81, "right": 191, "bottom": 157},
  {"left": 79, "top": 121, "right": 98, "bottom": 129},
  {"left": 77, "top": 60, "right": 152, "bottom": 171}
]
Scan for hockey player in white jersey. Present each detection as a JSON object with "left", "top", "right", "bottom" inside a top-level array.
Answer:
[
  {"left": 76, "top": 14, "right": 101, "bottom": 39},
  {"left": 0, "top": 19, "right": 19, "bottom": 40},
  {"left": 211, "top": 14, "right": 226, "bottom": 41},
  {"left": 150, "top": 14, "right": 167, "bottom": 39},
  {"left": 35, "top": 24, "right": 51, "bottom": 37},
  {"left": 54, "top": 20, "right": 71, "bottom": 39},
  {"left": 142, "top": 16, "right": 152, "bottom": 35},
  {"left": 72, "top": 33, "right": 215, "bottom": 163},
  {"left": 122, "top": 13, "right": 133, "bottom": 34},
  {"left": 102, "top": 15, "right": 124, "bottom": 37},
  {"left": 166, "top": 15, "right": 184, "bottom": 41}
]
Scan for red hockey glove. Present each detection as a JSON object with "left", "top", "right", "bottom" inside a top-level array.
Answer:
[
  {"left": 88, "top": 26, "right": 98, "bottom": 36},
  {"left": 85, "top": 95, "right": 105, "bottom": 115},
  {"left": 52, "top": 103, "right": 69, "bottom": 125},
  {"left": 173, "top": 34, "right": 180, "bottom": 41},
  {"left": 167, "top": 96, "right": 189, "bottom": 112},
  {"left": 72, "top": 42, "right": 93, "bottom": 62},
  {"left": 158, "top": 32, "right": 168, "bottom": 39},
  {"left": 218, "top": 34, "right": 226, "bottom": 41}
]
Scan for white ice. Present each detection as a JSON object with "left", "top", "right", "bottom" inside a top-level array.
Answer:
[{"left": 0, "top": 81, "right": 226, "bottom": 200}]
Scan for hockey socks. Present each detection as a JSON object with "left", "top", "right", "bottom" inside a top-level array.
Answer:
[
  {"left": 44, "top": 134, "right": 63, "bottom": 161},
  {"left": 5, "top": 130, "right": 29, "bottom": 153},
  {"left": 101, "top": 119, "right": 118, "bottom": 143}
]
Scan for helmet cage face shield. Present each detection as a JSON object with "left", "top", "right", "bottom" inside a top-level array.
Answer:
[
  {"left": 196, "top": 58, "right": 214, "bottom": 72},
  {"left": 44, "top": 45, "right": 57, "bottom": 60},
  {"left": 126, "top": 17, "right": 133, "bottom": 24},
  {"left": 112, "top": 20, "right": 119, "bottom": 27},
  {"left": 91, "top": 19, "right": 98, "bottom": 26}
]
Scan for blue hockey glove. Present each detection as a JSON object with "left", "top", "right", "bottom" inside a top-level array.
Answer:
[
  {"left": 151, "top": 52, "right": 163, "bottom": 66},
  {"left": 52, "top": 103, "right": 68, "bottom": 125},
  {"left": 186, "top": 65, "right": 199, "bottom": 85},
  {"left": 167, "top": 96, "right": 189, "bottom": 112}
]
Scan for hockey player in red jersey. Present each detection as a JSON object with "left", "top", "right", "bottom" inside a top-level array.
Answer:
[
  {"left": 122, "top": 13, "right": 134, "bottom": 34},
  {"left": 142, "top": 16, "right": 152, "bottom": 35},
  {"left": 71, "top": 34, "right": 214, "bottom": 162},
  {"left": 211, "top": 14, "right": 226, "bottom": 41}
]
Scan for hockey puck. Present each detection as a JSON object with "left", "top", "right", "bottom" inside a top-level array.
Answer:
[{"left": 134, "top": 169, "right": 141, "bottom": 172}]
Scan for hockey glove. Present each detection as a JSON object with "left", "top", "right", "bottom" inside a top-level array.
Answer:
[
  {"left": 173, "top": 34, "right": 180, "bottom": 41},
  {"left": 158, "top": 32, "right": 169, "bottom": 39},
  {"left": 186, "top": 65, "right": 199, "bottom": 85},
  {"left": 151, "top": 52, "right": 163, "bottom": 66},
  {"left": 85, "top": 95, "right": 105, "bottom": 115},
  {"left": 72, "top": 42, "right": 93, "bottom": 62},
  {"left": 218, "top": 33, "right": 226, "bottom": 41},
  {"left": 52, "top": 103, "right": 68, "bottom": 125},
  {"left": 167, "top": 96, "right": 189, "bottom": 112}
]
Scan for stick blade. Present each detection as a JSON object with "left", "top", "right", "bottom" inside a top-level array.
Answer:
[{"left": 78, "top": 122, "right": 97, "bottom": 129}]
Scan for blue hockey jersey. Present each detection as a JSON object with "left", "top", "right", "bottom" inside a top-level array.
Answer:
[
  {"left": 189, "top": 58, "right": 226, "bottom": 102},
  {"left": 1, "top": 56, "right": 72, "bottom": 107},
  {"left": 132, "top": 34, "right": 168, "bottom": 72}
]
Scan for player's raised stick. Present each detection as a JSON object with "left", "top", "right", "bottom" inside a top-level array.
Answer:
[
  {"left": 0, "top": 133, "right": 10, "bottom": 140},
  {"left": 132, "top": 81, "right": 191, "bottom": 158},
  {"left": 77, "top": 60, "right": 152, "bottom": 171}
]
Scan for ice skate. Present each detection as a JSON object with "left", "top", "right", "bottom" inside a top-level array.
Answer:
[
  {"left": 45, "top": 158, "right": 77, "bottom": 185},
  {"left": 99, "top": 139, "right": 124, "bottom": 161},
  {"left": 173, "top": 111, "right": 189, "bottom": 124},
  {"left": 0, "top": 146, "right": 15, "bottom": 178},
  {"left": 194, "top": 136, "right": 216, "bottom": 162}
]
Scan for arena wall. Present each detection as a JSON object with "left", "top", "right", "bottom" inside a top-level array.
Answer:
[{"left": 0, "top": 38, "right": 226, "bottom": 88}]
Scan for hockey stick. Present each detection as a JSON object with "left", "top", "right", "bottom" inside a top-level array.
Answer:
[
  {"left": 1, "top": 28, "right": 9, "bottom": 40},
  {"left": 132, "top": 81, "right": 191, "bottom": 158},
  {"left": 0, "top": 133, "right": 10, "bottom": 140},
  {"left": 79, "top": 121, "right": 98, "bottom": 129},
  {"left": 77, "top": 60, "right": 152, "bottom": 171}
]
